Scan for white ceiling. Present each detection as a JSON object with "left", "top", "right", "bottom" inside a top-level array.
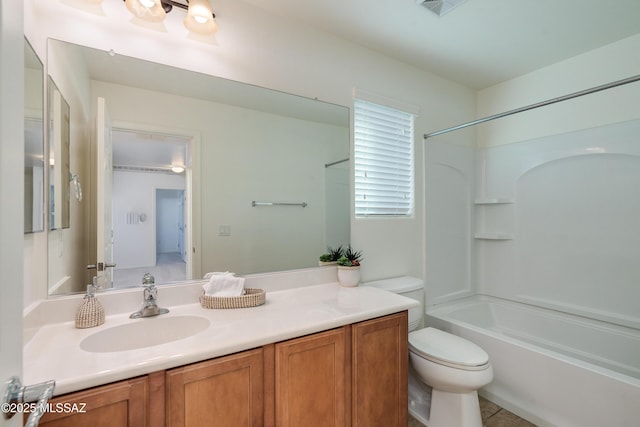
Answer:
[
  {"left": 112, "top": 129, "right": 189, "bottom": 170},
  {"left": 240, "top": 0, "right": 640, "bottom": 89}
]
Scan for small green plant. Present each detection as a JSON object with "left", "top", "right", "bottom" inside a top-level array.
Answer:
[
  {"left": 337, "top": 255, "right": 352, "bottom": 266},
  {"left": 328, "top": 245, "right": 344, "bottom": 261},
  {"left": 319, "top": 253, "right": 332, "bottom": 262},
  {"left": 337, "top": 246, "right": 362, "bottom": 267},
  {"left": 320, "top": 245, "right": 345, "bottom": 262}
]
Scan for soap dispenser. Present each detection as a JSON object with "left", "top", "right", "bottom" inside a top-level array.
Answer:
[{"left": 75, "top": 278, "right": 105, "bottom": 329}]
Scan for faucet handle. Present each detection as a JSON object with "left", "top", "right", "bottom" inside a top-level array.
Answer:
[
  {"left": 142, "top": 273, "right": 155, "bottom": 285},
  {"left": 143, "top": 284, "right": 157, "bottom": 301}
]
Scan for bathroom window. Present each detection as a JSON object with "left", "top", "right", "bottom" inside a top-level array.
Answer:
[{"left": 354, "top": 98, "right": 414, "bottom": 217}]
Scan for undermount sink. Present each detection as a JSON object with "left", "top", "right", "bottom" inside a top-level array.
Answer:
[{"left": 80, "top": 315, "right": 210, "bottom": 353}]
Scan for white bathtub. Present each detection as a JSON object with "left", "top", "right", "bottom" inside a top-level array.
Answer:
[{"left": 425, "top": 295, "right": 640, "bottom": 427}]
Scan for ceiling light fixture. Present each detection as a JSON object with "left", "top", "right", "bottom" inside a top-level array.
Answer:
[{"left": 124, "top": 0, "right": 218, "bottom": 34}]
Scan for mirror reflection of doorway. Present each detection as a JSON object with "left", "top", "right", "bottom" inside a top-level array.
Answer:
[
  {"left": 110, "top": 129, "right": 191, "bottom": 288},
  {"left": 156, "top": 188, "right": 186, "bottom": 278}
]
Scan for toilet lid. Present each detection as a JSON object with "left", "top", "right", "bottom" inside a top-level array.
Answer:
[{"left": 408, "top": 328, "right": 489, "bottom": 369}]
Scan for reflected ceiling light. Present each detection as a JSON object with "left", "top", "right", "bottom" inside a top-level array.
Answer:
[
  {"left": 171, "top": 165, "right": 185, "bottom": 173},
  {"left": 123, "top": 0, "right": 218, "bottom": 34}
]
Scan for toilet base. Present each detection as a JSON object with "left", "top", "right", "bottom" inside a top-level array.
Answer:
[
  {"left": 427, "top": 389, "right": 482, "bottom": 427},
  {"left": 409, "top": 366, "right": 483, "bottom": 427},
  {"left": 408, "top": 369, "right": 431, "bottom": 425}
]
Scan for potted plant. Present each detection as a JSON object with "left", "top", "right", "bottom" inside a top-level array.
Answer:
[
  {"left": 336, "top": 246, "right": 362, "bottom": 287},
  {"left": 318, "top": 245, "right": 344, "bottom": 266}
]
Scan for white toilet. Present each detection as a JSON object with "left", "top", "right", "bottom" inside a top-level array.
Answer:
[{"left": 366, "top": 276, "right": 493, "bottom": 427}]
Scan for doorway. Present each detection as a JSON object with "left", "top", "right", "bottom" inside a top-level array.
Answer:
[
  {"left": 110, "top": 128, "right": 193, "bottom": 288},
  {"left": 155, "top": 188, "right": 186, "bottom": 281}
]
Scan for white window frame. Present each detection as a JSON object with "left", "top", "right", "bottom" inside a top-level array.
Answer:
[{"left": 353, "top": 98, "right": 415, "bottom": 217}]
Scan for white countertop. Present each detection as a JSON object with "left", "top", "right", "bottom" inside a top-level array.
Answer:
[{"left": 24, "top": 282, "right": 418, "bottom": 396}]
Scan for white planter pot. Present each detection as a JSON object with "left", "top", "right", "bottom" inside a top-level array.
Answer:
[
  {"left": 337, "top": 266, "right": 360, "bottom": 287},
  {"left": 318, "top": 261, "right": 338, "bottom": 266}
]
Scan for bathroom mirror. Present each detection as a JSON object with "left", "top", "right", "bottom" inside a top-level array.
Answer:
[
  {"left": 46, "top": 39, "right": 350, "bottom": 296},
  {"left": 24, "top": 38, "right": 45, "bottom": 233},
  {"left": 48, "top": 77, "right": 71, "bottom": 230}
]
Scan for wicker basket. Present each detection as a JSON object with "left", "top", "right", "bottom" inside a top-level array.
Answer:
[{"left": 200, "top": 288, "right": 266, "bottom": 309}]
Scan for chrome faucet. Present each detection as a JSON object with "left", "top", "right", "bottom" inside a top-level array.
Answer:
[{"left": 130, "top": 273, "right": 170, "bottom": 318}]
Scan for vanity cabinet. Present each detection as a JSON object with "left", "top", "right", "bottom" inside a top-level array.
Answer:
[
  {"left": 35, "top": 376, "right": 151, "bottom": 427},
  {"left": 273, "top": 311, "right": 408, "bottom": 427},
  {"left": 352, "top": 312, "right": 408, "bottom": 427},
  {"left": 34, "top": 311, "right": 407, "bottom": 427},
  {"left": 165, "top": 348, "right": 265, "bottom": 427},
  {"left": 274, "top": 327, "right": 349, "bottom": 427}
]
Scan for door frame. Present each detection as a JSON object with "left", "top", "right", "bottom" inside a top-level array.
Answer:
[
  {"left": 96, "top": 97, "right": 114, "bottom": 288},
  {"left": 1, "top": 1, "right": 25, "bottom": 425}
]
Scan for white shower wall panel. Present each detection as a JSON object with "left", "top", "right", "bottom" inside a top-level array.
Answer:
[
  {"left": 476, "top": 119, "right": 640, "bottom": 329},
  {"left": 424, "top": 141, "right": 475, "bottom": 304}
]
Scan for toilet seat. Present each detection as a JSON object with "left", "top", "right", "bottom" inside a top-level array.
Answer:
[{"left": 409, "top": 327, "right": 489, "bottom": 371}]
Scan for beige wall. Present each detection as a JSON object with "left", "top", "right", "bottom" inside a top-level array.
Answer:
[
  {"left": 92, "top": 80, "right": 347, "bottom": 276},
  {"left": 477, "top": 34, "right": 640, "bottom": 148}
]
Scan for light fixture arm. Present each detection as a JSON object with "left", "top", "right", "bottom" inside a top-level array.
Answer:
[
  {"left": 122, "top": 0, "right": 215, "bottom": 18},
  {"left": 123, "top": 0, "right": 218, "bottom": 34}
]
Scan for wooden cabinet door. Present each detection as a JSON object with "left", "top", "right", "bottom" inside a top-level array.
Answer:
[
  {"left": 351, "top": 311, "right": 408, "bottom": 427},
  {"left": 35, "top": 376, "right": 150, "bottom": 427},
  {"left": 275, "top": 327, "right": 349, "bottom": 427},
  {"left": 166, "top": 348, "right": 264, "bottom": 427}
]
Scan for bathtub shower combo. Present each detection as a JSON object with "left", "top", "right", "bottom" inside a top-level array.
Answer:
[
  {"left": 422, "top": 76, "right": 640, "bottom": 427},
  {"left": 425, "top": 296, "right": 639, "bottom": 426}
]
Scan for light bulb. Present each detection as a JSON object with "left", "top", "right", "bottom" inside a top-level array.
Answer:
[
  {"left": 194, "top": 15, "right": 209, "bottom": 24},
  {"left": 184, "top": 0, "right": 217, "bottom": 34},
  {"left": 125, "top": 0, "right": 166, "bottom": 22}
]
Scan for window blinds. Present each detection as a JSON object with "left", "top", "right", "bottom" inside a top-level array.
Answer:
[{"left": 354, "top": 99, "right": 414, "bottom": 217}]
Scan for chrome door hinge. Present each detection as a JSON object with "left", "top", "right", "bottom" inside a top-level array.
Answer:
[{"left": 3, "top": 376, "right": 55, "bottom": 427}]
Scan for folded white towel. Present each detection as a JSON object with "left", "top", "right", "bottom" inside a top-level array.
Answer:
[{"left": 202, "top": 271, "right": 245, "bottom": 297}]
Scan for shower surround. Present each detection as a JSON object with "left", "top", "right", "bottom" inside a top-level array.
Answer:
[{"left": 424, "top": 119, "right": 640, "bottom": 426}]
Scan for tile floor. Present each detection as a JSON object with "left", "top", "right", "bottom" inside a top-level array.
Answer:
[
  {"left": 408, "top": 396, "right": 537, "bottom": 427},
  {"left": 112, "top": 252, "right": 186, "bottom": 288}
]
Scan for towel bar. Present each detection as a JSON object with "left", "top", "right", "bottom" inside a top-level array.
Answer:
[{"left": 252, "top": 201, "right": 308, "bottom": 208}]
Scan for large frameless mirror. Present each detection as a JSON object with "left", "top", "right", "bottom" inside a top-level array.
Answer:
[{"left": 46, "top": 39, "right": 350, "bottom": 296}]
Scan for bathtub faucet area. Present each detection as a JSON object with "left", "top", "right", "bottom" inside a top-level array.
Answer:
[{"left": 129, "top": 274, "right": 170, "bottom": 319}]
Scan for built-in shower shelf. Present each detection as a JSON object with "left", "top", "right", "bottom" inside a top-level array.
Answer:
[
  {"left": 474, "top": 232, "right": 513, "bottom": 240},
  {"left": 473, "top": 198, "right": 514, "bottom": 205}
]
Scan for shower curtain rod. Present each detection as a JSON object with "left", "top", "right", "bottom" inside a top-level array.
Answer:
[
  {"left": 325, "top": 158, "right": 349, "bottom": 168},
  {"left": 423, "top": 74, "right": 640, "bottom": 140}
]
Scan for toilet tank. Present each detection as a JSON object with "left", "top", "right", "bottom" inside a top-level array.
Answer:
[{"left": 364, "top": 276, "right": 424, "bottom": 331}]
